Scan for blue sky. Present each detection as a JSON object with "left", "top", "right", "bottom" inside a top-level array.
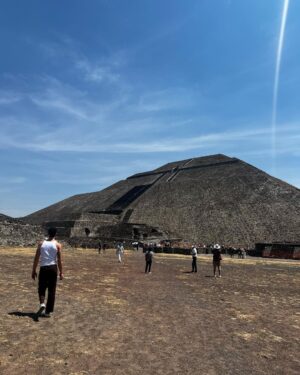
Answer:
[{"left": 0, "top": 0, "right": 299, "bottom": 217}]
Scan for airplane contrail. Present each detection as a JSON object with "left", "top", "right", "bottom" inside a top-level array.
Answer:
[{"left": 271, "top": 0, "right": 290, "bottom": 172}]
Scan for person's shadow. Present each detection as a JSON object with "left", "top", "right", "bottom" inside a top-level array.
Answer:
[{"left": 8, "top": 311, "right": 40, "bottom": 322}]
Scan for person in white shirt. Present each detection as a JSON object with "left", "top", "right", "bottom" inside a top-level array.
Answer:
[
  {"left": 116, "top": 242, "right": 124, "bottom": 263},
  {"left": 191, "top": 246, "right": 198, "bottom": 273},
  {"left": 32, "top": 227, "right": 63, "bottom": 317}
]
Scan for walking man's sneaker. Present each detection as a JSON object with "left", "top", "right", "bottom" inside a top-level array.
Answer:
[{"left": 37, "top": 303, "right": 46, "bottom": 316}]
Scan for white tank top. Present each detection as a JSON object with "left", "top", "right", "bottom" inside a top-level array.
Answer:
[{"left": 40, "top": 240, "right": 58, "bottom": 267}]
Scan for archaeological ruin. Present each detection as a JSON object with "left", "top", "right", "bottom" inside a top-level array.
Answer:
[
  {"left": 0, "top": 214, "right": 43, "bottom": 247},
  {"left": 16, "top": 154, "right": 300, "bottom": 249}
]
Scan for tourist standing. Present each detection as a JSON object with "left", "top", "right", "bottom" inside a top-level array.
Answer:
[
  {"left": 241, "top": 248, "right": 246, "bottom": 259},
  {"left": 212, "top": 244, "right": 222, "bottom": 278},
  {"left": 98, "top": 241, "right": 102, "bottom": 254},
  {"left": 32, "top": 227, "right": 63, "bottom": 317},
  {"left": 145, "top": 248, "right": 153, "bottom": 273},
  {"left": 116, "top": 242, "right": 124, "bottom": 263},
  {"left": 191, "top": 245, "right": 198, "bottom": 272},
  {"left": 132, "top": 241, "right": 139, "bottom": 251}
]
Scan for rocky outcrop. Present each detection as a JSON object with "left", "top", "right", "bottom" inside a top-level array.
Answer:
[{"left": 0, "top": 214, "right": 44, "bottom": 247}]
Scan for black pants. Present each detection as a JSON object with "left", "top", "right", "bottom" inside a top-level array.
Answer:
[
  {"left": 145, "top": 260, "right": 152, "bottom": 273},
  {"left": 38, "top": 265, "right": 58, "bottom": 313},
  {"left": 192, "top": 257, "right": 197, "bottom": 272}
]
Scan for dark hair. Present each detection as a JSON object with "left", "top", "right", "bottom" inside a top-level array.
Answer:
[{"left": 48, "top": 227, "right": 57, "bottom": 238}]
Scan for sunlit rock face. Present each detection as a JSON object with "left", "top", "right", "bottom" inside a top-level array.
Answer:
[
  {"left": 0, "top": 214, "right": 44, "bottom": 246},
  {"left": 22, "top": 154, "right": 300, "bottom": 247}
]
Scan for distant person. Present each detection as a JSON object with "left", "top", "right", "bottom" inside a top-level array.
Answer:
[
  {"left": 145, "top": 248, "right": 154, "bottom": 273},
  {"left": 203, "top": 245, "right": 208, "bottom": 254},
  {"left": 116, "top": 242, "right": 124, "bottom": 263},
  {"left": 31, "top": 227, "right": 63, "bottom": 317},
  {"left": 98, "top": 241, "right": 102, "bottom": 254},
  {"left": 237, "top": 248, "right": 242, "bottom": 259},
  {"left": 191, "top": 245, "right": 198, "bottom": 273},
  {"left": 212, "top": 244, "right": 222, "bottom": 278},
  {"left": 132, "top": 242, "right": 139, "bottom": 251},
  {"left": 241, "top": 248, "right": 246, "bottom": 259}
]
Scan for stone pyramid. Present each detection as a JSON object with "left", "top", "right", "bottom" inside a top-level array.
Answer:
[{"left": 23, "top": 154, "right": 300, "bottom": 247}]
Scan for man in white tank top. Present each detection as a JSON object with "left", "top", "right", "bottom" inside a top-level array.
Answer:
[{"left": 32, "top": 227, "right": 63, "bottom": 317}]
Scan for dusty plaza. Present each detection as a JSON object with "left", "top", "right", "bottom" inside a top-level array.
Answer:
[{"left": 0, "top": 247, "right": 299, "bottom": 375}]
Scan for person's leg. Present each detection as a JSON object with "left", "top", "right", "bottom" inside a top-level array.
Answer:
[
  {"left": 218, "top": 263, "right": 221, "bottom": 277},
  {"left": 38, "top": 267, "right": 47, "bottom": 305},
  {"left": 192, "top": 258, "right": 195, "bottom": 272},
  {"left": 145, "top": 262, "right": 148, "bottom": 273},
  {"left": 148, "top": 261, "right": 152, "bottom": 273},
  {"left": 194, "top": 259, "right": 197, "bottom": 273},
  {"left": 213, "top": 262, "right": 217, "bottom": 277},
  {"left": 46, "top": 266, "right": 58, "bottom": 314}
]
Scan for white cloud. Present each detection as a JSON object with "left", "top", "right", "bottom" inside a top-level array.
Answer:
[
  {"left": 0, "top": 90, "right": 22, "bottom": 105},
  {"left": 1, "top": 116, "right": 298, "bottom": 155},
  {"left": 76, "top": 59, "right": 120, "bottom": 84},
  {"left": 32, "top": 35, "right": 124, "bottom": 85},
  {"left": 0, "top": 177, "right": 26, "bottom": 198},
  {"left": 136, "top": 88, "right": 198, "bottom": 112},
  {"left": 29, "top": 76, "right": 91, "bottom": 120},
  {"left": 25, "top": 74, "right": 129, "bottom": 124},
  {"left": 0, "top": 36, "right": 299, "bottom": 198}
]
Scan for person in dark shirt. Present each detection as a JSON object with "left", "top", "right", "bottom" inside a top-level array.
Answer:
[
  {"left": 212, "top": 244, "right": 222, "bottom": 278},
  {"left": 145, "top": 248, "right": 153, "bottom": 273},
  {"left": 191, "top": 246, "right": 198, "bottom": 272}
]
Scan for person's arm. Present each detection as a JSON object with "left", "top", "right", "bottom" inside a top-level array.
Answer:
[
  {"left": 56, "top": 242, "right": 64, "bottom": 280},
  {"left": 32, "top": 243, "right": 41, "bottom": 279}
]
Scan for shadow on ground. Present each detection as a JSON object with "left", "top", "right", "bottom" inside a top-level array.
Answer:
[{"left": 8, "top": 311, "right": 39, "bottom": 322}]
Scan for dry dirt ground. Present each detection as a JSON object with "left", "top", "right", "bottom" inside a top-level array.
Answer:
[{"left": 0, "top": 247, "right": 299, "bottom": 375}]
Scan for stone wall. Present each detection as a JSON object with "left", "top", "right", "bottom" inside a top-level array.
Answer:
[
  {"left": 70, "top": 213, "right": 119, "bottom": 237},
  {"left": 0, "top": 221, "right": 44, "bottom": 247}
]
